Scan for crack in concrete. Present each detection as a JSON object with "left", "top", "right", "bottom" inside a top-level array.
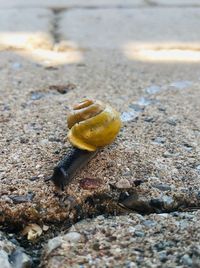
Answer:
[
  {"left": 144, "top": 0, "right": 158, "bottom": 6},
  {"left": 49, "top": 8, "right": 66, "bottom": 45},
  {"left": 4, "top": 203, "right": 200, "bottom": 268}
]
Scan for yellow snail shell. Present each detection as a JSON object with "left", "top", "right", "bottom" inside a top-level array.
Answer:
[{"left": 67, "top": 99, "right": 122, "bottom": 151}]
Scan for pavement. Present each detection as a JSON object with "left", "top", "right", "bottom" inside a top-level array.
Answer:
[
  {"left": 0, "top": 0, "right": 200, "bottom": 267},
  {"left": 42, "top": 212, "right": 200, "bottom": 267}
]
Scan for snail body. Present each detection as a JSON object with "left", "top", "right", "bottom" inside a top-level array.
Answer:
[
  {"left": 51, "top": 99, "right": 121, "bottom": 189},
  {"left": 51, "top": 148, "right": 97, "bottom": 190}
]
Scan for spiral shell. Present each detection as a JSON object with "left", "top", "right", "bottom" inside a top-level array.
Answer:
[{"left": 67, "top": 99, "right": 121, "bottom": 151}]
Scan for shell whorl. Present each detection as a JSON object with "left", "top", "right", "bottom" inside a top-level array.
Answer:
[{"left": 67, "top": 99, "right": 121, "bottom": 151}]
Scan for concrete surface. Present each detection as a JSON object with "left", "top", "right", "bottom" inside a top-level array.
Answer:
[
  {"left": 0, "top": 8, "right": 53, "bottom": 50},
  {"left": 0, "top": 0, "right": 200, "bottom": 267},
  {"left": 0, "top": 0, "right": 145, "bottom": 8},
  {"left": 1, "top": 50, "right": 200, "bottom": 225},
  {"left": 60, "top": 8, "right": 200, "bottom": 49},
  {"left": 42, "top": 212, "right": 200, "bottom": 267},
  {"left": 153, "top": 0, "right": 200, "bottom": 6}
]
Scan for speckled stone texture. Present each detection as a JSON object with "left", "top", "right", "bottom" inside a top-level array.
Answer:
[
  {"left": 42, "top": 212, "right": 200, "bottom": 267},
  {"left": 1, "top": 49, "right": 200, "bottom": 226}
]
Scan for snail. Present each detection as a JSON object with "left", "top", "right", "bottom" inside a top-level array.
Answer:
[{"left": 51, "top": 99, "right": 122, "bottom": 190}]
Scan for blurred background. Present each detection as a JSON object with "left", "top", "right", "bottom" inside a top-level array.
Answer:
[{"left": 0, "top": 0, "right": 200, "bottom": 66}]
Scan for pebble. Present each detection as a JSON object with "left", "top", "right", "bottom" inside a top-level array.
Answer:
[
  {"left": 150, "top": 198, "right": 164, "bottom": 210},
  {"left": 9, "top": 193, "right": 35, "bottom": 204},
  {"left": 29, "top": 176, "right": 39, "bottom": 181},
  {"left": 146, "top": 85, "right": 161, "bottom": 94},
  {"left": 144, "top": 116, "right": 155, "bottom": 123},
  {"left": 0, "top": 233, "right": 31, "bottom": 268},
  {"left": 142, "top": 220, "right": 156, "bottom": 228},
  {"left": 40, "top": 139, "right": 49, "bottom": 145},
  {"left": 134, "top": 230, "right": 145, "bottom": 237},
  {"left": 182, "top": 143, "right": 193, "bottom": 152},
  {"left": 128, "top": 104, "right": 144, "bottom": 112},
  {"left": 162, "top": 195, "right": 174, "bottom": 208},
  {"left": 120, "top": 194, "right": 153, "bottom": 213},
  {"left": 63, "top": 232, "right": 82, "bottom": 243},
  {"left": 152, "top": 183, "right": 171, "bottom": 191},
  {"left": 128, "top": 227, "right": 136, "bottom": 233},
  {"left": 96, "top": 215, "right": 105, "bottom": 221},
  {"left": 195, "top": 191, "right": 200, "bottom": 200},
  {"left": 152, "top": 137, "right": 166, "bottom": 145},
  {"left": 179, "top": 220, "right": 188, "bottom": 230},
  {"left": 19, "top": 136, "right": 29, "bottom": 144},
  {"left": 181, "top": 254, "right": 193, "bottom": 266},
  {"left": 154, "top": 241, "right": 167, "bottom": 251},
  {"left": 196, "top": 165, "right": 200, "bottom": 173},
  {"left": 0, "top": 250, "right": 11, "bottom": 268},
  {"left": 120, "top": 110, "right": 139, "bottom": 122},
  {"left": 46, "top": 237, "right": 62, "bottom": 255},
  {"left": 158, "top": 107, "right": 166, "bottom": 112},
  {"left": 30, "top": 92, "right": 45, "bottom": 100},
  {"left": 158, "top": 213, "right": 169, "bottom": 218},
  {"left": 116, "top": 179, "right": 131, "bottom": 189},
  {"left": 11, "top": 62, "right": 22, "bottom": 70},
  {"left": 159, "top": 252, "right": 168, "bottom": 262},
  {"left": 163, "top": 151, "right": 179, "bottom": 158},
  {"left": 126, "top": 262, "right": 137, "bottom": 268},
  {"left": 166, "top": 117, "right": 178, "bottom": 126},
  {"left": 48, "top": 136, "right": 62, "bottom": 142},
  {"left": 79, "top": 178, "right": 102, "bottom": 190},
  {"left": 137, "top": 97, "right": 152, "bottom": 106},
  {"left": 169, "top": 80, "right": 192, "bottom": 90},
  {"left": 9, "top": 249, "right": 31, "bottom": 268}
]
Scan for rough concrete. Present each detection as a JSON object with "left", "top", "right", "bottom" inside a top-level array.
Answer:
[
  {"left": 42, "top": 212, "right": 200, "bottom": 267},
  {"left": 1, "top": 47, "right": 200, "bottom": 226},
  {"left": 60, "top": 8, "right": 200, "bottom": 50}
]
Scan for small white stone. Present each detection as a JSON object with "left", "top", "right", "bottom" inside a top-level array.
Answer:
[
  {"left": 128, "top": 227, "right": 136, "bottom": 233},
  {"left": 0, "top": 250, "right": 11, "bottom": 268},
  {"left": 159, "top": 213, "right": 169, "bottom": 218},
  {"left": 40, "top": 139, "right": 49, "bottom": 145},
  {"left": 46, "top": 237, "right": 62, "bottom": 255},
  {"left": 19, "top": 251, "right": 31, "bottom": 268},
  {"left": 96, "top": 215, "right": 105, "bottom": 221},
  {"left": 63, "top": 232, "right": 82, "bottom": 243},
  {"left": 116, "top": 179, "right": 131, "bottom": 189}
]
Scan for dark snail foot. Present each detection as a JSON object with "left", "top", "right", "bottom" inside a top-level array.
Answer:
[{"left": 51, "top": 147, "right": 97, "bottom": 190}]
